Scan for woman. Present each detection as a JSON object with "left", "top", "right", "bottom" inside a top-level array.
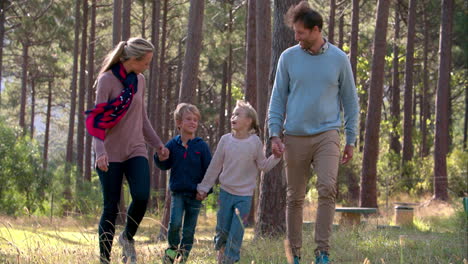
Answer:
[{"left": 85, "top": 37, "right": 169, "bottom": 264}]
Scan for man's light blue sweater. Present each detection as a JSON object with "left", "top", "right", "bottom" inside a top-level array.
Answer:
[{"left": 268, "top": 44, "right": 359, "bottom": 145}]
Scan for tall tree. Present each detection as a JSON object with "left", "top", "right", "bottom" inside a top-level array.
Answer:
[
  {"left": 402, "top": 0, "right": 417, "bottom": 166},
  {"left": 433, "top": 0, "right": 453, "bottom": 201},
  {"left": 390, "top": 6, "right": 401, "bottom": 155},
  {"left": 84, "top": 0, "right": 96, "bottom": 182},
  {"left": 0, "top": 0, "right": 7, "bottom": 107},
  {"left": 113, "top": 0, "right": 122, "bottom": 45},
  {"left": 77, "top": 0, "right": 88, "bottom": 179},
  {"left": 43, "top": 80, "right": 53, "bottom": 170},
  {"left": 255, "top": 0, "right": 300, "bottom": 237},
  {"left": 420, "top": 2, "right": 430, "bottom": 157},
  {"left": 19, "top": 41, "right": 29, "bottom": 132},
  {"left": 255, "top": 0, "right": 271, "bottom": 137},
  {"left": 328, "top": 0, "right": 336, "bottom": 43},
  {"left": 360, "top": 0, "right": 390, "bottom": 208},
  {"left": 178, "top": 0, "right": 204, "bottom": 103},
  {"left": 122, "top": 0, "right": 131, "bottom": 40},
  {"left": 218, "top": 61, "right": 228, "bottom": 139},
  {"left": 244, "top": 0, "right": 257, "bottom": 107},
  {"left": 349, "top": 0, "right": 359, "bottom": 83},
  {"left": 29, "top": 79, "right": 36, "bottom": 138}
]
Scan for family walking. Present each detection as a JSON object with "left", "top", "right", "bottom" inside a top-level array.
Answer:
[{"left": 85, "top": 1, "right": 358, "bottom": 264}]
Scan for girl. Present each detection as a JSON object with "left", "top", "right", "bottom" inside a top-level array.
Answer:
[
  {"left": 196, "top": 100, "right": 283, "bottom": 264},
  {"left": 85, "top": 37, "right": 169, "bottom": 264}
]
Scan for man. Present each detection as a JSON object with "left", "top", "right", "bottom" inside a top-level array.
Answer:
[{"left": 268, "top": 2, "right": 359, "bottom": 264}]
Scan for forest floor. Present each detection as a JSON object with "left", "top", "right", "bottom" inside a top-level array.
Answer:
[{"left": 0, "top": 198, "right": 466, "bottom": 264}]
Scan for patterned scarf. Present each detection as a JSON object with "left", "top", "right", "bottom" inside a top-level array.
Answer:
[{"left": 85, "top": 63, "right": 138, "bottom": 140}]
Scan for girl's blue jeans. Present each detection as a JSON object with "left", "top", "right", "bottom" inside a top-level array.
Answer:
[{"left": 214, "top": 188, "right": 252, "bottom": 263}]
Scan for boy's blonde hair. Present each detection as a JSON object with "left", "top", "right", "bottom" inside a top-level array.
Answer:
[
  {"left": 235, "top": 100, "right": 260, "bottom": 134},
  {"left": 174, "top": 103, "right": 201, "bottom": 130}
]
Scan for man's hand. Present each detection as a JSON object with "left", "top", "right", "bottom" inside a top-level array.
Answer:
[
  {"left": 96, "top": 154, "right": 109, "bottom": 172},
  {"left": 271, "top": 136, "right": 285, "bottom": 158},
  {"left": 157, "top": 145, "right": 170, "bottom": 161},
  {"left": 341, "top": 145, "right": 354, "bottom": 164},
  {"left": 196, "top": 191, "right": 207, "bottom": 201}
]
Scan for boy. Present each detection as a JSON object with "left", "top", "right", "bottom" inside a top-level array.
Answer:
[{"left": 155, "top": 103, "right": 212, "bottom": 263}]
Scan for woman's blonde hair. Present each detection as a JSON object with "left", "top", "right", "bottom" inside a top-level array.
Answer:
[
  {"left": 174, "top": 103, "right": 201, "bottom": 130},
  {"left": 235, "top": 100, "right": 260, "bottom": 135},
  {"left": 98, "top": 37, "right": 154, "bottom": 75}
]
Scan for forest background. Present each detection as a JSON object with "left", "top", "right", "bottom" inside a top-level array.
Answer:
[{"left": 0, "top": 0, "right": 466, "bottom": 262}]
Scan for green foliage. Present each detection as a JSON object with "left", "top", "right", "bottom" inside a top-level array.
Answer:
[
  {"left": 447, "top": 149, "right": 468, "bottom": 197},
  {"left": 0, "top": 117, "right": 49, "bottom": 215}
]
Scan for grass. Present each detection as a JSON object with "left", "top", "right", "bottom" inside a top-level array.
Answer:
[{"left": 0, "top": 200, "right": 466, "bottom": 264}]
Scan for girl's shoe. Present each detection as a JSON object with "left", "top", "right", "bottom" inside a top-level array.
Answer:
[
  {"left": 163, "top": 248, "right": 178, "bottom": 264},
  {"left": 315, "top": 251, "right": 330, "bottom": 264}
]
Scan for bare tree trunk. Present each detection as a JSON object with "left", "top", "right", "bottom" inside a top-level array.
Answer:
[
  {"left": 113, "top": 0, "right": 122, "bottom": 46},
  {"left": 433, "top": 0, "right": 453, "bottom": 201},
  {"left": 255, "top": 0, "right": 300, "bottom": 238},
  {"left": 227, "top": 2, "right": 233, "bottom": 131},
  {"left": 77, "top": 0, "right": 88, "bottom": 179},
  {"left": 244, "top": 0, "right": 257, "bottom": 108},
  {"left": 85, "top": 0, "right": 97, "bottom": 182},
  {"left": 43, "top": 80, "right": 53, "bottom": 171},
  {"left": 29, "top": 80, "right": 35, "bottom": 138},
  {"left": 0, "top": 0, "right": 6, "bottom": 107},
  {"left": 338, "top": 11, "right": 344, "bottom": 50},
  {"left": 390, "top": 6, "right": 401, "bottom": 155},
  {"left": 256, "top": 0, "right": 271, "bottom": 139},
  {"left": 349, "top": 0, "right": 359, "bottom": 84},
  {"left": 19, "top": 42, "right": 29, "bottom": 133},
  {"left": 218, "top": 60, "right": 228, "bottom": 139},
  {"left": 140, "top": 0, "right": 146, "bottom": 38},
  {"left": 148, "top": 0, "right": 161, "bottom": 211},
  {"left": 464, "top": 82, "right": 468, "bottom": 150},
  {"left": 359, "top": 0, "right": 390, "bottom": 208},
  {"left": 178, "top": 0, "right": 204, "bottom": 103},
  {"left": 328, "top": 0, "right": 336, "bottom": 44},
  {"left": 158, "top": 189, "right": 171, "bottom": 241},
  {"left": 122, "top": 0, "right": 131, "bottom": 41},
  {"left": 402, "top": 0, "right": 417, "bottom": 166}
]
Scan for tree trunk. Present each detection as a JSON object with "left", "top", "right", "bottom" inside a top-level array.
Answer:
[
  {"left": 29, "top": 80, "right": 35, "bottom": 138},
  {"left": 19, "top": 42, "right": 29, "bottom": 133},
  {"left": 122, "top": 0, "right": 131, "bottom": 41},
  {"left": 359, "top": 0, "right": 390, "bottom": 208},
  {"left": 433, "top": 0, "right": 453, "bottom": 201},
  {"left": 402, "top": 0, "right": 417, "bottom": 165},
  {"left": 227, "top": 2, "right": 233, "bottom": 131},
  {"left": 255, "top": 0, "right": 300, "bottom": 238},
  {"left": 148, "top": 0, "right": 161, "bottom": 211},
  {"left": 0, "top": 0, "right": 6, "bottom": 107},
  {"left": 328, "top": 0, "right": 336, "bottom": 44},
  {"left": 218, "top": 60, "right": 228, "bottom": 139},
  {"left": 390, "top": 6, "right": 401, "bottom": 155},
  {"left": 113, "top": 0, "right": 122, "bottom": 46},
  {"left": 421, "top": 8, "right": 430, "bottom": 157},
  {"left": 77, "top": 0, "right": 88, "bottom": 179},
  {"left": 158, "top": 188, "right": 172, "bottom": 241},
  {"left": 244, "top": 0, "right": 257, "bottom": 108},
  {"left": 140, "top": 0, "right": 146, "bottom": 38},
  {"left": 178, "top": 0, "right": 204, "bottom": 103},
  {"left": 349, "top": 0, "right": 359, "bottom": 84},
  {"left": 464, "top": 81, "right": 468, "bottom": 150},
  {"left": 84, "top": 0, "right": 97, "bottom": 182},
  {"left": 338, "top": 11, "right": 344, "bottom": 50},
  {"left": 256, "top": 0, "right": 271, "bottom": 139},
  {"left": 43, "top": 80, "right": 53, "bottom": 171}
]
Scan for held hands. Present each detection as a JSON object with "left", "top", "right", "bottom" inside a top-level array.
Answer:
[
  {"left": 196, "top": 191, "right": 207, "bottom": 201},
  {"left": 157, "top": 144, "right": 170, "bottom": 161},
  {"left": 271, "top": 137, "right": 285, "bottom": 158},
  {"left": 96, "top": 154, "right": 109, "bottom": 172}
]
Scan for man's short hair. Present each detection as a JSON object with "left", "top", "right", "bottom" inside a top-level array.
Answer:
[{"left": 284, "top": 1, "right": 323, "bottom": 31}]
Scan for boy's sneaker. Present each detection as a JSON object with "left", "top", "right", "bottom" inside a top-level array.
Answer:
[
  {"left": 315, "top": 251, "right": 330, "bottom": 264},
  {"left": 118, "top": 232, "right": 137, "bottom": 264},
  {"left": 293, "top": 256, "right": 300, "bottom": 264},
  {"left": 163, "top": 248, "right": 178, "bottom": 264}
]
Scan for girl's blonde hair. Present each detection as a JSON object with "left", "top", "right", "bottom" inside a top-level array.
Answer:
[
  {"left": 235, "top": 100, "right": 260, "bottom": 135},
  {"left": 174, "top": 103, "right": 201, "bottom": 130},
  {"left": 98, "top": 37, "right": 154, "bottom": 75}
]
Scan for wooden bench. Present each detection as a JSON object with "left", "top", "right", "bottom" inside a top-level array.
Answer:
[{"left": 335, "top": 207, "right": 378, "bottom": 226}]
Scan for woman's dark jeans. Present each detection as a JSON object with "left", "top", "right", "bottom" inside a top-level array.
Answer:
[{"left": 97, "top": 156, "right": 150, "bottom": 262}]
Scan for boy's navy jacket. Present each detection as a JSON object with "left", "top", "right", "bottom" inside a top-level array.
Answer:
[{"left": 154, "top": 135, "right": 212, "bottom": 195}]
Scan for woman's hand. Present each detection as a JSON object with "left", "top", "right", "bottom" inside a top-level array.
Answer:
[{"left": 96, "top": 154, "right": 109, "bottom": 172}]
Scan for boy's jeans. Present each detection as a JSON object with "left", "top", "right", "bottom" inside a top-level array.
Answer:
[
  {"left": 214, "top": 189, "right": 252, "bottom": 263},
  {"left": 167, "top": 192, "right": 202, "bottom": 258}
]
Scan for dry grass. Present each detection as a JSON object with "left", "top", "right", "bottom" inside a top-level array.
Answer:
[{"left": 0, "top": 198, "right": 466, "bottom": 264}]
